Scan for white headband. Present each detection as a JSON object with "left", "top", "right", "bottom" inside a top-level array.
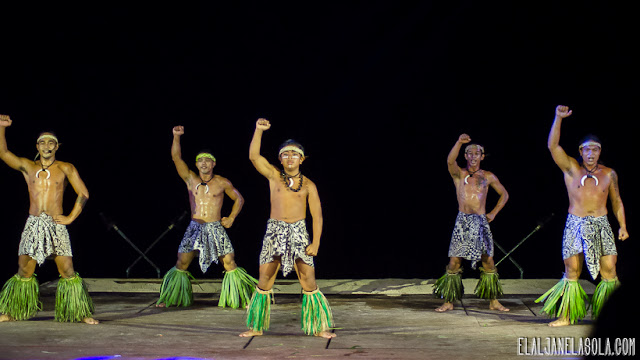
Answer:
[
  {"left": 37, "top": 134, "right": 58, "bottom": 144},
  {"left": 579, "top": 141, "right": 601, "bottom": 150},
  {"left": 279, "top": 145, "right": 305, "bottom": 157},
  {"left": 465, "top": 144, "right": 484, "bottom": 154}
]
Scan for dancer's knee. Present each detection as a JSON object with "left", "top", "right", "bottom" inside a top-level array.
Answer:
[
  {"left": 599, "top": 260, "right": 617, "bottom": 280},
  {"left": 564, "top": 261, "right": 581, "bottom": 280},
  {"left": 481, "top": 255, "right": 495, "bottom": 270},
  {"left": 221, "top": 253, "right": 237, "bottom": 271},
  {"left": 175, "top": 252, "right": 194, "bottom": 270},
  {"left": 257, "top": 261, "right": 280, "bottom": 291},
  {"left": 447, "top": 257, "right": 462, "bottom": 271},
  {"left": 17, "top": 256, "right": 36, "bottom": 278}
]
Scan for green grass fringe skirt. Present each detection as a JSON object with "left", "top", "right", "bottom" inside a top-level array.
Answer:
[
  {"left": 245, "top": 287, "right": 273, "bottom": 332},
  {"left": 301, "top": 288, "right": 334, "bottom": 336},
  {"left": 535, "top": 277, "right": 589, "bottom": 324},
  {"left": 591, "top": 277, "right": 619, "bottom": 319},
  {"left": 55, "top": 273, "right": 95, "bottom": 322},
  {"left": 474, "top": 267, "right": 504, "bottom": 300},
  {"left": 0, "top": 274, "right": 42, "bottom": 320},
  {"left": 157, "top": 267, "right": 196, "bottom": 307},
  {"left": 219, "top": 267, "right": 258, "bottom": 309},
  {"left": 433, "top": 267, "right": 464, "bottom": 303}
]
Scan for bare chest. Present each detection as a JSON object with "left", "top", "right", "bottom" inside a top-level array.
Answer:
[
  {"left": 26, "top": 166, "right": 66, "bottom": 192},
  {"left": 270, "top": 178, "right": 308, "bottom": 204},
  {"left": 189, "top": 179, "right": 224, "bottom": 198},
  {"left": 457, "top": 173, "right": 489, "bottom": 196},
  {"left": 566, "top": 171, "right": 610, "bottom": 199}
]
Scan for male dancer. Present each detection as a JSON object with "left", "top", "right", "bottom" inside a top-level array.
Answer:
[
  {"left": 157, "top": 126, "right": 256, "bottom": 309},
  {"left": 239, "top": 118, "right": 335, "bottom": 339},
  {"left": 434, "top": 133, "right": 510, "bottom": 313},
  {"left": 536, "top": 105, "right": 628, "bottom": 326},
  {"left": 0, "top": 114, "right": 97, "bottom": 324}
]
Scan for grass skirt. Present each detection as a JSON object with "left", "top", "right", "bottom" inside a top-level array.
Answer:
[
  {"left": 591, "top": 277, "right": 619, "bottom": 319},
  {"left": 474, "top": 267, "right": 504, "bottom": 300},
  {"left": 218, "top": 267, "right": 258, "bottom": 309},
  {"left": 0, "top": 274, "right": 42, "bottom": 320},
  {"left": 433, "top": 267, "right": 464, "bottom": 303},
  {"left": 157, "top": 267, "right": 195, "bottom": 307},
  {"left": 301, "top": 288, "right": 334, "bottom": 336},
  {"left": 245, "top": 287, "right": 273, "bottom": 332},
  {"left": 55, "top": 273, "right": 95, "bottom": 322},
  {"left": 535, "top": 277, "right": 589, "bottom": 324}
]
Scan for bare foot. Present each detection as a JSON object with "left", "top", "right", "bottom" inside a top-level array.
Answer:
[
  {"left": 435, "top": 302, "right": 454, "bottom": 312},
  {"left": 0, "top": 314, "right": 14, "bottom": 322},
  {"left": 489, "top": 299, "right": 510, "bottom": 312},
  {"left": 82, "top": 317, "right": 99, "bottom": 325},
  {"left": 548, "top": 317, "right": 571, "bottom": 327},
  {"left": 239, "top": 329, "right": 263, "bottom": 337},
  {"left": 155, "top": 303, "right": 166, "bottom": 308},
  {"left": 316, "top": 331, "right": 336, "bottom": 339}
]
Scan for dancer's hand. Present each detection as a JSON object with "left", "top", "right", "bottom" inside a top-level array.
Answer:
[
  {"left": 0, "top": 114, "right": 12, "bottom": 127},
  {"left": 618, "top": 227, "right": 629, "bottom": 241},
  {"left": 221, "top": 216, "right": 235, "bottom": 228},
  {"left": 486, "top": 212, "right": 495, "bottom": 223},
  {"left": 256, "top": 118, "right": 271, "bottom": 131},
  {"left": 173, "top": 126, "right": 184, "bottom": 136},
  {"left": 555, "top": 105, "right": 572, "bottom": 119},
  {"left": 53, "top": 214, "right": 74, "bottom": 225},
  {"left": 305, "top": 242, "right": 319, "bottom": 257},
  {"left": 458, "top": 133, "right": 471, "bottom": 144}
]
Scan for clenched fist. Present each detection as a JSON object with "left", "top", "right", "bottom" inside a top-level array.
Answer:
[
  {"left": 173, "top": 126, "right": 185, "bottom": 136},
  {"left": 256, "top": 118, "right": 271, "bottom": 131},
  {"left": 458, "top": 133, "right": 471, "bottom": 144},
  {"left": 555, "top": 105, "right": 572, "bottom": 119},
  {"left": 0, "top": 114, "right": 12, "bottom": 127}
]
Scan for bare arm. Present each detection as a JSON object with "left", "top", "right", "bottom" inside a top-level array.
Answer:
[
  {"left": 0, "top": 115, "right": 30, "bottom": 172},
  {"left": 447, "top": 134, "right": 471, "bottom": 178},
  {"left": 608, "top": 170, "right": 629, "bottom": 240},
  {"left": 221, "top": 180, "right": 244, "bottom": 228},
  {"left": 548, "top": 105, "right": 578, "bottom": 173},
  {"left": 249, "top": 118, "right": 279, "bottom": 179},
  {"left": 486, "top": 173, "right": 509, "bottom": 222},
  {"left": 54, "top": 163, "right": 89, "bottom": 225},
  {"left": 171, "top": 126, "right": 192, "bottom": 182},
  {"left": 305, "top": 180, "right": 323, "bottom": 256}
]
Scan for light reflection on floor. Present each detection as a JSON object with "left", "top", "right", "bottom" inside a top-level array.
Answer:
[{"left": 73, "top": 357, "right": 212, "bottom": 360}]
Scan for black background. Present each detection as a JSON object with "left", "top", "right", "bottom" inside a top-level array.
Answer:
[{"left": 0, "top": 2, "right": 637, "bottom": 284}]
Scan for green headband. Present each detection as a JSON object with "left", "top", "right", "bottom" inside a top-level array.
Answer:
[{"left": 196, "top": 153, "right": 216, "bottom": 162}]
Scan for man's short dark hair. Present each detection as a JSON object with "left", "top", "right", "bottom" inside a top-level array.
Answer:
[{"left": 197, "top": 148, "right": 214, "bottom": 156}]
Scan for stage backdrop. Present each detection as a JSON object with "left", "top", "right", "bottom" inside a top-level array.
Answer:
[{"left": 0, "top": 2, "right": 636, "bottom": 282}]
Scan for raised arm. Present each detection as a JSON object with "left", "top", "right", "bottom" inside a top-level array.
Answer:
[
  {"left": 447, "top": 134, "right": 471, "bottom": 178},
  {"left": 0, "top": 115, "right": 30, "bottom": 172},
  {"left": 53, "top": 163, "right": 89, "bottom": 225},
  {"left": 608, "top": 170, "right": 628, "bottom": 240},
  {"left": 171, "top": 126, "right": 192, "bottom": 182},
  {"left": 249, "top": 118, "right": 279, "bottom": 179},
  {"left": 548, "top": 105, "right": 578, "bottom": 173},
  {"left": 221, "top": 179, "right": 245, "bottom": 228},
  {"left": 305, "top": 180, "right": 323, "bottom": 256},
  {"left": 486, "top": 173, "right": 509, "bottom": 223}
]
